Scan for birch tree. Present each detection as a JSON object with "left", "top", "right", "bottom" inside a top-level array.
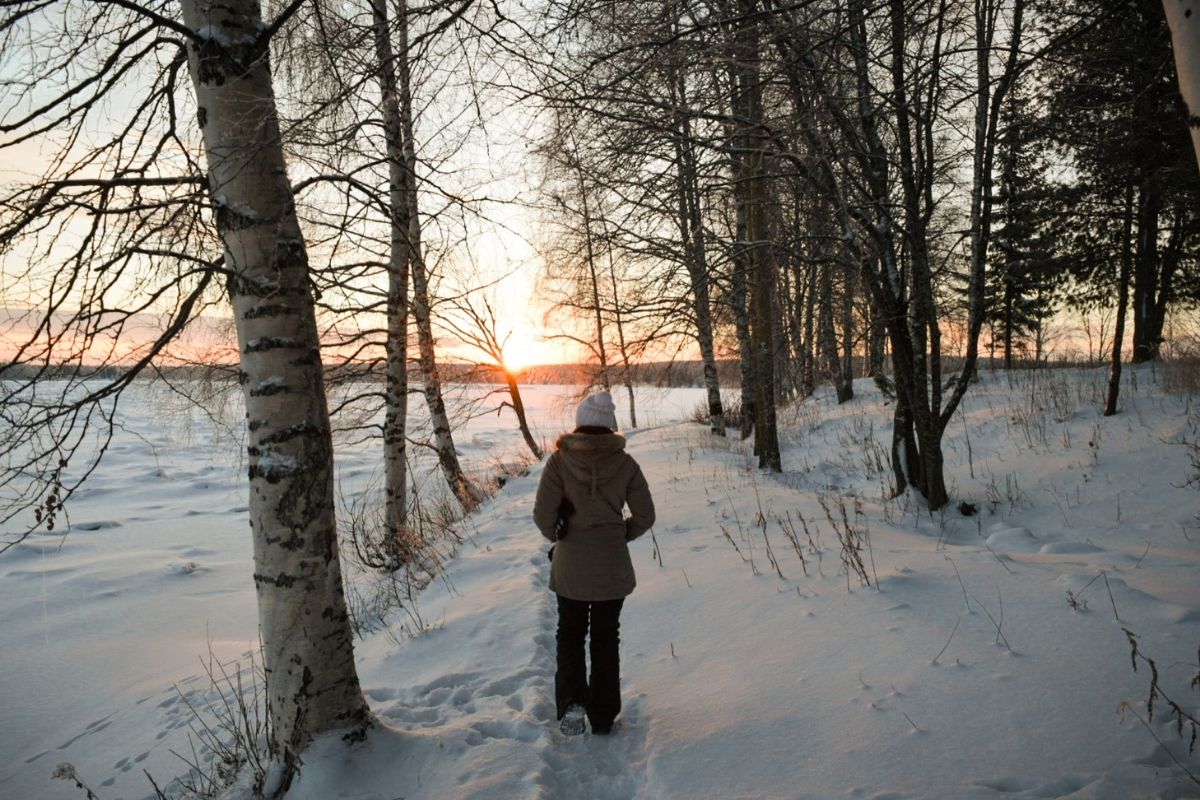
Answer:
[
  {"left": 1, "top": 0, "right": 368, "bottom": 788},
  {"left": 390, "top": 0, "right": 487, "bottom": 514},
  {"left": 182, "top": 0, "right": 368, "bottom": 781},
  {"left": 369, "top": 0, "right": 414, "bottom": 552},
  {"left": 272, "top": 0, "right": 487, "bottom": 518},
  {"left": 1163, "top": 0, "right": 1200, "bottom": 170}
]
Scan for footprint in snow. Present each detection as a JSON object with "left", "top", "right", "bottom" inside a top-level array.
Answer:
[
  {"left": 479, "top": 667, "right": 542, "bottom": 697},
  {"left": 536, "top": 693, "right": 649, "bottom": 800},
  {"left": 1038, "top": 541, "right": 1103, "bottom": 555},
  {"left": 73, "top": 520, "right": 121, "bottom": 531},
  {"left": 466, "top": 719, "right": 540, "bottom": 745},
  {"left": 984, "top": 527, "right": 1041, "bottom": 553},
  {"left": 56, "top": 718, "right": 113, "bottom": 750},
  {"left": 971, "top": 775, "right": 1088, "bottom": 796}
]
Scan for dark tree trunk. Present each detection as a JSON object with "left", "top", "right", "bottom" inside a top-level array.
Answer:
[
  {"left": 1131, "top": 172, "right": 1163, "bottom": 363},
  {"left": 727, "top": 95, "right": 756, "bottom": 440},
  {"left": 1106, "top": 185, "right": 1135, "bottom": 416},
  {"left": 670, "top": 67, "right": 726, "bottom": 436},
  {"left": 505, "top": 375, "right": 543, "bottom": 460},
  {"left": 838, "top": 260, "right": 856, "bottom": 401},
  {"left": 735, "top": 0, "right": 781, "bottom": 470},
  {"left": 819, "top": 259, "right": 851, "bottom": 403},
  {"left": 803, "top": 258, "right": 818, "bottom": 397}
]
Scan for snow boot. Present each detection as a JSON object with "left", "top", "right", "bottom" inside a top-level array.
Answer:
[{"left": 559, "top": 703, "right": 586, "bottom": 736}]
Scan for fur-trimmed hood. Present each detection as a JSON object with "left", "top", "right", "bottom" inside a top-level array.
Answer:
[{"left": 555, "top": 432, "right": 627, "bottom": 495}]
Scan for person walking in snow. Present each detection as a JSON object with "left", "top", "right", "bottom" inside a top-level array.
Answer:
[{"left": 533, "top": 390, "right": 655, "bottom": 736}]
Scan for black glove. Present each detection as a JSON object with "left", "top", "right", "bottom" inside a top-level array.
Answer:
[{"left": 554, "top": 497, "right": 575, "bottom": 541}]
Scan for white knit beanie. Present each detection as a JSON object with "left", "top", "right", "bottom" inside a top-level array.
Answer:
[{"left": 575, "top": 391, "right": 618, "bottom": 431}]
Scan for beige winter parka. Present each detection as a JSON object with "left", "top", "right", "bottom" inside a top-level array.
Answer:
[{"left": 533, "top": 432, "right": 656, "bottom": 601}]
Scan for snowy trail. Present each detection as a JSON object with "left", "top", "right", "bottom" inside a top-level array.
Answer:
[
  {"left": 291, "top": 474, "right": 656, "bottom": 800},
  {"left": 529, "top": 550, "right": 650, "bottom": 800}
]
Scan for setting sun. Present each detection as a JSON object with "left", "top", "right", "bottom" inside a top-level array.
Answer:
[{"left": 501, "top": 329, "right": 559, "bottom": 372}]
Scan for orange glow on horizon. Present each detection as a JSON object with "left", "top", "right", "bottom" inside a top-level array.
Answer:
[{"left": 501, "top": 328, "right": 570, "bottom": 372}]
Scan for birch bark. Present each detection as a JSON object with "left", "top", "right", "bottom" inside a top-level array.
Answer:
[
  {"left": 1163, "top": 0, "right": 1200, "bottom": 170},
  {"left": 180, "top": 0, "right": 367, "bottom": 785},
  {"left": 371, "top": 0, "right": 411, "bottom": 551}
]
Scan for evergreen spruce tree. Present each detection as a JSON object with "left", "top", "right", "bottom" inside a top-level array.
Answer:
[
  {"left": 1035, "top": 0, "right": 1200, "bottom": 362},
  {"left": 986, "top": 89, "right": 1056, "bottom": 368}
]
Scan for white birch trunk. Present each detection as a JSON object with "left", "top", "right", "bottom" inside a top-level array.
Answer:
[
  {"left": 1164, "top": 0, "right": 1200, "bottom": 171},
  {"left": 393, "top": 0, "right": 483, "bottom": 512},
  {"left": 179, "top": 0, "right": 367, "bottom": 786},
  {"left": 371, "top": 0, "right": 411, "bottom": 552}
]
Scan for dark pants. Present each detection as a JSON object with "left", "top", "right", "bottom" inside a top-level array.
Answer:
[{"left": 555, "top": 594, "right": 625, "bottom": 729}]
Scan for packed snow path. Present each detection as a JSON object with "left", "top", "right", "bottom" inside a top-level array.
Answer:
[{"left": 292, "top": 485, "right": 653, "bottom": 800}]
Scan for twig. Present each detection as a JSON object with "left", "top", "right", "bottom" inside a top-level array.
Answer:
[
  {"left": 762, "top": 523, "right": 786, "bottom": 580},
  {"left": 720, "top": 525, "right": 749, "bottom": 564},
  {"left": 1074, "top": 570, "right": 1121, "bottom": 622},
  {"left": 932, "top": 617, "right": 962, "bottom": 665},
  {"left": 651, "top": 528, "right": 664, "bottom": 568},
  {"left": 776, "top": 511, "right": 809, "bottom": 576},
  {"left": 945, "top": 556, "right": 972, "bottom": 613},
  {"left": 1133, "top": 540, "right": 1151, "bottom": 568},
  {"left": 1117, "top": 703, "right": 1200, "bottom": 787},
  {"left": 1101, "top": 571, "right": 1121, "bottom": 622},
  {"left": 144, "top": 769, "right": 169, "bottom": 799},
  {"left": 971, "top": 589, "right": 1013, "bottom": 652},
  {"left": 981, "top": 540, "right": 1016, "bottom": 574}
]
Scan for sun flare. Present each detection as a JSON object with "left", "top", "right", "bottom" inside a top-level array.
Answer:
[{"left": 501, "top": 330, "right": 556, "bottom": 372}]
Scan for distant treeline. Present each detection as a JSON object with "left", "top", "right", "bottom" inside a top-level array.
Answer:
[
  {"left": 504, "top": 360, "right": 745, "bottom": 388},
  {"left": 0, "top": 359, "right": 747, "bottom": 389}
]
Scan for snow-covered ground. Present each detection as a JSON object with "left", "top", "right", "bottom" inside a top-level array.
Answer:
[
  {"left": 0, "top": 381, "right": 702, "bottom": 800},
  {"left": 3, "top": 369, "right": 1199, "bottom": 799}
]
